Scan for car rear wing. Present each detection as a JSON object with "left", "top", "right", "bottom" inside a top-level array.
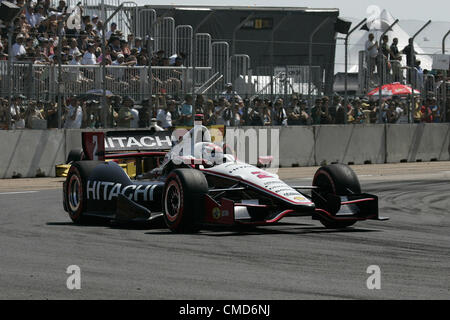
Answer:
[{"left": 82, "top": 130, "right": 172, "bottom": 161}]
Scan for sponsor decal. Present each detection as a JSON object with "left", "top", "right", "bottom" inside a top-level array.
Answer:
[
  {"left": 212, "top": 207, "right": 221, "bottom": 220},
  {"left": 86, "top": 180, "right": 157, "bottom": 201},
  {"left": 294, "top": 196, "right": 307, "bottom": 201},
  {"left": 104, "top": 132, "right": 172, "bottom": 151},
  {"left": 251, "top": 171, "right": 274, "bottom": 179}
]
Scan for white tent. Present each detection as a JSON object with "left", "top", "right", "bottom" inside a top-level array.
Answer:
[{"left": 335, "top": 9, "right": 433, "bottom": 74}]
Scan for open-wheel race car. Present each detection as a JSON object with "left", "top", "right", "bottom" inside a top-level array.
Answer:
[{"left": 63, "top": 126, "right": 388, "bottom": 233}]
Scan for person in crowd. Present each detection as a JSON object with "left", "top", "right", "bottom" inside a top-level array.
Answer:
[
  {"left": 319, "top": 96, "right": 332, "bottom": 124},
  {"left": 105, "top": 22, "right": 118, "bottom": 41},
  {"left": 167, "top": 98, "right": 180, "bottom": 126},
  {"left": 221, "top": 83, "right": 242, "bottom": 102},
  {"left": 25, "top": 101, "right": 45, "bottom": 128},
  {"left": 116, "top": 96, "right": 135, "bottom": 128},
  {"left": 429, "top": 97, "right": 440, "bottom": 123},
  {"left": 246, "top": 97, "right": 262, "bottom": 126},
  {"left": 203, "top": 99, "right": 216, "bottom": 126},
  {"left": 12, "top": 34, "right": 27, "bottom": 61},
  {"left": 214, "top": 97, "right": 231, "bottom": 126},
  {"left": 63, "top": 96, "right": 82, "bottom": 129},
  {"left": 332, "top": 95, "right": 346, "bottom": 124},
  {"left": 156, "top": 95, "right": 172, "bottom": 129},
  {"left": 194, "top": 94, "right": 205, "bottom": 114},
  {"left": 380, "top": 35, "right": 391, "bottom": 75},
  {"left": 81, "top": 43, "right": 97, "bottom": 65},
  {"left": 180, "top": 94, "right": 194, "bottom": 126},
  {"left": 365, "top": 33, "right": 378, "bottom": 79},
  {"left": 310, "top": 99, "right": 322, "bottom": 125},
  {"left": 390, "top": 38, "right": 402, "bottom": 82},
  {"left": 44, "top": 101, "right": 59, "bottom": 128},
  {"left": 10, "top": 95, "right": 26, "bottom": 129},
  {"left": 402, "top": 38, "right": 418, "bottom": 84},
  {"left": 272, "top": 98, "right": 287, "bottom": 126},
  {"left": 134, "top": 37, "right": 143, "bottom": 53}
]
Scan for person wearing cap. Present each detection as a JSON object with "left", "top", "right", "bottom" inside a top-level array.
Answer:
[
  {"left": 12, "top": 34, "right": 27, "bottom": 61},
  {"left": 221, "top": 83, "right": 241, "bottom": 102},
  {"left": 81, "top": 43, "right": 98, "bottom": 65},
  {"left": 117, "top": 96, "right": 136, "bottom": 128}
]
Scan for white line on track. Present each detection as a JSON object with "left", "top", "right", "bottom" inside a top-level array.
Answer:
[{"left": 0, "top": 191, "right": 39, "bottom": 195}]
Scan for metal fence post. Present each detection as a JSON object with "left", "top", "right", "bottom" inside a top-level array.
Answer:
[
  {"left": 377, "top": 19, "right": 399, "bottom": 123},
  {"left": 344, "top": 18, "right": 367, "bottom": 124},
  {"left": 308, "top": 18, "right": 330, "bottom": 117}
]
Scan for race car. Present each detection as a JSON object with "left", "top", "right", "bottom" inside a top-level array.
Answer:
[{"left": 63, "top": 126, "right": 387, "bottom": 233}]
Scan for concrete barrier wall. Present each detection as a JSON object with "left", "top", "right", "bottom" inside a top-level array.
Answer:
[
  {"left": 314, "top": 125, "right": 386, "bottom": 165},
  {"left": 279, "top": 126, "right": 315, "bottom": 167},
  {"left": 386, "top": 124, "right": 450, "bottom": 163},
  {"left": 0, "top": 130, "right": 65, "bottom": 179},
  {"left": 1, "top": 124, "right": 449, "bottom": 178}
]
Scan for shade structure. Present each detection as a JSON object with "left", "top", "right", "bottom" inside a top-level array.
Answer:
[{"left": 367, "top": 83, "right": 421, "bottom": 96}]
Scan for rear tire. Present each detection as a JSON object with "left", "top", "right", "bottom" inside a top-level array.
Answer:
[
  {"left": 67, "top": 148, "right": 84, "bottom": 164},
  {"left": 65, "top": 161, "right": 102, "bottom": 224},
  {"left": 313, "top": 164, "right": 361, "bottom": 229},
  {"left": 163, "top": 169, "right": 208, "bottom": 233}
]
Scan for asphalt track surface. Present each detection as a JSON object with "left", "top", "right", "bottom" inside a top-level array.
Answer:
[{"left": 0, "top": 164, "right": 449, "bottom": 299}]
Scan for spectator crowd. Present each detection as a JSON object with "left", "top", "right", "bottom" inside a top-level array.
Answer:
[
  {"left": 0, "top": 0, "right": 186, "bottom": 67},
  {"left": 0, "top": 1, "right": 447, "bottom": 129},
  {"left": 1, "top": 81, "right": 446, "bottom": 130}
]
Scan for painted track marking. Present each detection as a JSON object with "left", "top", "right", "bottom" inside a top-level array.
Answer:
[{"left": 0, "top": 191, "right": 39, "bottom": 195}]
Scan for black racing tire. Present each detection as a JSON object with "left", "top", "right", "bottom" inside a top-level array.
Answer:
[
  {"left": 313, "top": 164, "right": 361, "bottom": 229},
  {"left": 64, "top": 161, "right": 103, "bottom": 224},
  {"left": 67, "top": 148, "right": 84, "bottom": 164},
  {"left": 163, "top": 169, "right": 208, "bottom": 233}
]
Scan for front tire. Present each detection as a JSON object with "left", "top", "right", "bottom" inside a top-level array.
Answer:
[
  {"left": 313, "top": 164, "right": 361, "bottom": 229},
  {"left": 163, "top": 169, "right": 208, "bottom": 233},
  {"left": 65, "top": 161, "right": 102, "bottom": 223}
]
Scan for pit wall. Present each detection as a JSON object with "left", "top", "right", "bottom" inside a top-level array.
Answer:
[{"left": 0, "top": 124, "right": 449, "bottom": 178}]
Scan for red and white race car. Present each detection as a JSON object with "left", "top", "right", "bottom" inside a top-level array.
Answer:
[{"left": 63, "top": 126, "right": 387, "bottom": 232}]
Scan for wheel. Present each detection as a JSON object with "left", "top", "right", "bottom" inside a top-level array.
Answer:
[
  {"left": 67, "top": 148, "right": 84, "bottom": 164},
  {"left": 64, "top": 161, "right": 102, "bottom": 224},
  {"left": 163, "top": 169, "right": 208, "bottom": 233},
  {"left": 313, "top": 164, "right": 361, "bottom": 229}
]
